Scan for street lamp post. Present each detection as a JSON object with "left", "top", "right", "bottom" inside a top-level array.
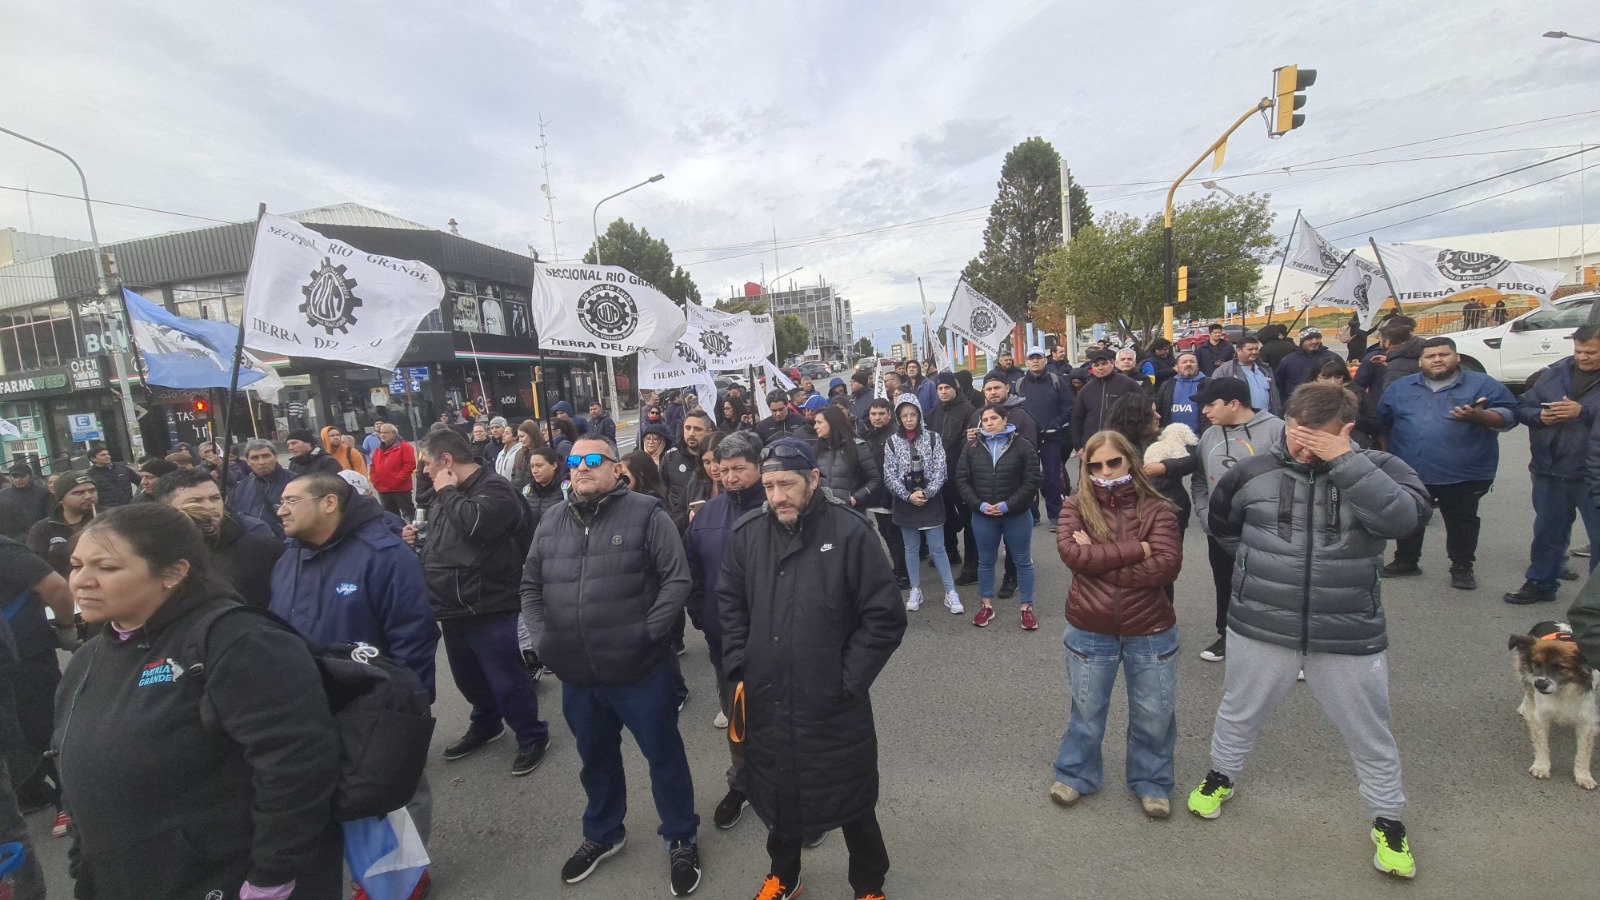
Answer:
[
  {"left": 0, "top": 125, "right": 145, "bottom": 460},
  {"left": 1545, "top": 31, "right": 1600, "bottom": 45},
  {"left": 1201, "top": 179, "right": 1240, "bottom": 199},
  {"left": 591, "top": 174, "right": 664, "bottom": 425}
]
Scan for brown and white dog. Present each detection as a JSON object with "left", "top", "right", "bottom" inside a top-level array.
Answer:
[{"left": 1510, "top": 621, "right": 1597, "bottom": 790}]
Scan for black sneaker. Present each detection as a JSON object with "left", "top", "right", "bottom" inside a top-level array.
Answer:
[
  {"left": 562, "top": 837, "right": 624, "bottom": 884},
  {"left": 802, "top": 831, "right": 827, "bottom": 849},
  {"left": 954, "top": 569, "right": 978, "bottom": 586},
  {"left": 443, "top": 729, "right": 503, "bottom": 761},
  {"left": 998, "top": 575, "right": 1017, "bottom": 600},
  {"left": 678, "top": 687, "right": 690, "bottom": 713},
  {"left": 1504, "top": 581, "right": 1557, "bottom": 605},
  {"left": 668, "top": 839, "right": 701, "bottom": 896},
  {"left": 1199, "top": 636, "right": 1226, "bottom": 662},
  {"left": 1561, "top": 567, "right": 1581, "bottom": 581},
  {"left": 523, "top": 649, "right": 544, "bottom": 683},
  {"left": 895, "top": 574, "right": 911, "bottom": 590},
  {"left": 713, "top": 789, "right": 748, "bottom": 829},
  {"left": 1381, "top": 561, "right": 1421, "bottom": 577},
  {"left": 1449, "top": 566, "right": 1477, "bottom": 591},
  {"left": 512, "top": 738, "right": 549, "bottom": 776}
]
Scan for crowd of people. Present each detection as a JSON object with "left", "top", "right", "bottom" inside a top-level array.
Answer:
[{"left": 3, "top": 313, "right": 1600, "bottom": 898}]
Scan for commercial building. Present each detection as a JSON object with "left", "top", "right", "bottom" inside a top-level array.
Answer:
[
  {"left": 0, "top": 204, "right": 600, "bottom": 472},
  {"left": 736, "top": 278, "right": 853, "bottom": 361}
]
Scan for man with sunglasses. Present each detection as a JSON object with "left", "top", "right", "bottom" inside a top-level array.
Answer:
[
  {"left": 718, "top": 438, "right": 906, "bottom": 900},
  {"left": 522, "top": 436, "right": 702, "bottom": 895},
  {"left": 403, "top": 429, "right": 549, "bottom": 779}
]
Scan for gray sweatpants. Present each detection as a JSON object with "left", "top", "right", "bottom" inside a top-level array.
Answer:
[{"left": 1209, "top": 629, "right": 1407, "bottom": 821}]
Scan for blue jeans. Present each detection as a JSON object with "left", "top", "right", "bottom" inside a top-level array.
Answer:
[
  {"left": 902, "top": 526, "right": 954, "bottom": 592},
  {"left": 1053, "top": 625, "right": 1179, "bottom": 799},
  {"left": 970, "top": 511, "right": 1035, "bottom": 605},
  {"left": 1526, "top": 475, "right": 1600, "bottom": 591},
  {"left": 1039, "top": 436, "right": 1064, "bottom": 524},
  {"left": 562, "top": 659, "right": 700, "bottom": 845}
]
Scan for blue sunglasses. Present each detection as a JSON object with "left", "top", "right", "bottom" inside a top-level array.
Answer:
[{"left": 567, "top": 453, "right": 616, "bottom": 469}]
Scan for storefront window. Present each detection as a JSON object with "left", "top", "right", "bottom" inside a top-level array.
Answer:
[
  {"left": 171, "top": 277, "right": 247, "bottom": 326},
  {"left": 443, "top": 276, "right": 530, "bottom": 338},
  {"left": 0, "top": 400, "right": 48, "bottom": 466},
  {"left": 0, "top": 301, "right": 77, "bottom": 375}
]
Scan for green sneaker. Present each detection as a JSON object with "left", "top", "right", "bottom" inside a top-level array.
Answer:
[
  {"left": 1186, "top": 769, "right": 1234, "bottom": 819},
  {"left": 1371, "top": 818, "right": 1416, "bottom": 879}
]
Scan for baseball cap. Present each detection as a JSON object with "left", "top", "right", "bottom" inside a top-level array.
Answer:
[
  {"left": 759, "top": 437, "right": 817, "bottom": 473},
  {"left": 1192, "top": 377, "right": 1253, "bottom": 408},
  {"left": 6, "top": 462, "right": 30, "bottom": 476},
  {"left": 1026, "top": 346, "right": 1046, "bottom": 358},
  {"left": 1087, "top": 349, "right": 1114, "bottom": 364},
  {"left": 801, "top": 395, "right": 828, "bottom": 411}
]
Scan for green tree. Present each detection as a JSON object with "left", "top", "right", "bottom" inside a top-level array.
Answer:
[
  {"left": 775, "top": 315, "right": 809, "bottom": 361},
  {"left": 963, "top": 137, "right": 1093, "bottom": 321},
  {"left": 714, "top": 296, "right": 768, "bottom": 315},
  {"left": 1036, "top": 193, "right": 1276, "bottom": 340},
  {"left": 584, "top": 218, "right": 702, "bottom": 306},
  {"left": 851, "top": 336, "right": 875, "bottom": 359}
]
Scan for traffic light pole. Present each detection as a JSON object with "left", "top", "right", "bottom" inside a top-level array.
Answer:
[{"left": 1162, "top": 98, "right": 1274, "bottom": 340}]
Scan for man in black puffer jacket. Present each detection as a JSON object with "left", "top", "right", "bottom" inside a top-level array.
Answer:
[
  {"left": 718, "top": 438, "right": 905, "bottom": 900},
  {"left": 521, "top": 435, "right": 702, "bottom": 892},
  {"left": 405, "top": 429, "right": 549, "bottom": 777},
  {"left": 930, "top": 373, "right": 976, "bottom": 580}
]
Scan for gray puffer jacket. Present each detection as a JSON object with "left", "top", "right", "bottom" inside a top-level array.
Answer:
[{"left": 1208, "top": 443, "right": 1430, "bottom": 655}]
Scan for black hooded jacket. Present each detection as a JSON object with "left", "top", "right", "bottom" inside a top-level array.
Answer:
[{"left": 211, "top": 512, "right": 286, "bottom": 609}]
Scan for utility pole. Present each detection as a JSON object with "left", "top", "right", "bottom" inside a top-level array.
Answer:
[
  {"left": 1060, "top": 158, "right": 1079, "bottom": 363},
  {"left": 537, "top": 116, "right": 560, "bottom": 261},
  {"left": 592, "top": 174, "right": 665, "bottom": 424}
]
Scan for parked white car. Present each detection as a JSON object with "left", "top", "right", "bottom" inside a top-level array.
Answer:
[{"left": 1445, "top": 292, "right": 1597, "bottom": 387}]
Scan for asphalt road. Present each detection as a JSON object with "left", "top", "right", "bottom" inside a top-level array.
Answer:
[{"left": 29, "top": 433, "right": 1595, "bottom": 899}]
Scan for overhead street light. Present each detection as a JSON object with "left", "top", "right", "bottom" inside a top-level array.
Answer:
[
  {"left": 590, "top": 173, "right": 665, "bottom": 425},
  {"left": 0, "top": 125, "right": 145, "bottom": 460},
  {"left": 1201, "top": 180, "right": 1240, "bottom": 199},
  {"left": 1545, "top": 30, "right": 1600, "bottom": 44}
]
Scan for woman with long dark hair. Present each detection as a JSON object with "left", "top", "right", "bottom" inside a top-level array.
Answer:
[
  {"left": 1051, "top": 430, "right": 1183, "bottom": 820},
  {"left": 955, "top": 403, "right": 1041, "bottom": 630},
  {"left": 55, "top": 503, "right": 342, "bottom": 898},
  {"left": 547, "top": 417, "right": 577, "bottom": 460},
  {"left": 685, "top": 431, "right": 726, "bottom": 521},
  {"left": 881, "top": 394, "right": 961, "bottom": 614},
  {"left": 1105, "top": 392, "right": 1197, "bottom": 531},
  {"left": 812, "top": 405, "right": 882, "bottom": 508},
  {"left": 620, "top": 450, "right": 670, "bottom": 504}
]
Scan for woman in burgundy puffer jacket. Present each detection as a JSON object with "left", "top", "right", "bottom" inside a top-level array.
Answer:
[{"left": 1050, "top": 429, "right": 1183, "bottom": 820}]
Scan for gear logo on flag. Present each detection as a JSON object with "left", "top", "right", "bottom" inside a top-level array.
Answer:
[
  {"left": 301, "top": 258, "right": 364, "bottom": 334},
  {"left": 576, "top": 285, "right": 639, "bottom": 341},
  {"left": 969, "top": 306, "right": 997, "bottom": 337},
  {"left": 698, "top": 330, "right": 733, "bottom": 358},
  {"left": 1435, "top": 250, "right": 1511, "bottom": 282}
]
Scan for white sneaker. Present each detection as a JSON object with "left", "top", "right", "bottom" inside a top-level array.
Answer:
[
  {"left": 944, "top": 590, "right": 965, "bottom": 614},
  {"left": 906, "top": 588, "right": 923, "bottom": 612},
  {"left": 714, "top": 711, "right": 728, "bottom": 729}
]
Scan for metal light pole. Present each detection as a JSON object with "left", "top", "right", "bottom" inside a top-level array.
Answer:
[
  {"left": 1201, "top": 179, "right": 1240, "bottom": 199},
  {"left": 591, "top": 173, "right": 664, "bottom": 425},
  {"left": 1544, "top": 30, "right": 1600, "bottom": 45},
  {"left": 0, "top": 125, "right": 145, "bottom": 460},
  {"left": 1163, "top": 98, "right": 1274, "bottom": 340}
]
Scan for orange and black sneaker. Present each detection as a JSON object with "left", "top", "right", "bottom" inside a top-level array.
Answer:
[
  {"left": 753, "top": 874, "right": 803, "bottom": 899},
  {"left": 856, "top": 893, "right": 887, "bottom": 900}
]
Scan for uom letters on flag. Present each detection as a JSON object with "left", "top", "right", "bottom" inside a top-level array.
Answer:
[
  {"left": 243, "top": 214, "right": 445, "bottom": 371},
  {"left": 685, "top": 303, "right": 768, "bottom": 369},
  {"left": 639, "top": 326, "right": 710, "bottom": 390},
  {"left": 1378, "top": 242, "right": 1566, "bottom": 310},
  {"left": 942, "top": 278, "right": 1015, "bottom": 358},
  {"left": 531, "top": 263, "right": 686, "bottom": 358},
  {"left": 1307, "top": 255, "right": 1391, "bottom": 330}
]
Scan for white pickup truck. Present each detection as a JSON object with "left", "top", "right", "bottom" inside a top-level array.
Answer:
[{"left": 1444, "top": 291, "right": 1597, "bottom": 387}]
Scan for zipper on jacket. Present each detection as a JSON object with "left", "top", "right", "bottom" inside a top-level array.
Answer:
[{"left": 1301, "top": 471, "right": 1315, "bottom": 653}]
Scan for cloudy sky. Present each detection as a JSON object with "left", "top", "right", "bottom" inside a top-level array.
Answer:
[{"left": 4, "top": 1, "right": 1598, "bottom": 350}]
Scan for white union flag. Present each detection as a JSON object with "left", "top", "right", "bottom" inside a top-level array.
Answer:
[
  {"left": 242, "top": 213, "right": 446, "bottom": 371},
  {"left": 530, "top": 263, "right": 686, "bottom": 358},
  {"left": 1377, "top": 243, "right": 1566, "bottom": 311},
  {"left": 685, "top": 304, "right": 768, "bottom": 369},
  {"left": 941, "top": 278, "right": 1014, "bottom": 358},
  {"left": 1287, "top": 217, "right": 1345, "bottom": 277},
  {"left": 1308, "top": 255, "right": 1390, "bottom": 329}
]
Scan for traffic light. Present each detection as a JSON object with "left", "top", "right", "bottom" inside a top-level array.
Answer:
[
  {"left": 902, "top": 324, "right": 913, "bottom": 344},
  {"left": 192, "top": 396, "right": 209, "bottom": 419},
  {"left": 1177, "top": 266, "right": 1190, "bottom": 305},
  {"left": 1271, "top": 65, "right": 1316, "bottom": 136}
]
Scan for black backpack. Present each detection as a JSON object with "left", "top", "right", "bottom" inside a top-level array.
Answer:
[{"left": 186, "top": 604, "right": 436, "bottom": 821}]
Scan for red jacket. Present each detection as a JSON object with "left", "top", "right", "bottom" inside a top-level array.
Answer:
[
  {"left": 1056, "top": 481, "right": 1182, "bottom": 637},
  {"left": 369, "top": 439, "right": 416, "bottom": 494}
]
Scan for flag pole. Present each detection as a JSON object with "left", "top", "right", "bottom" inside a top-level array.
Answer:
[
  {"left": 224, "top": 203, "right": 267, "bottom": 503},
  {"left": 1284, "top": 248, "right": 1356, "bottom": 334},
  {"left": 1265, "top": 209, "right": 1300, "bottom": 324},
  {"left": 1367, "top": 238, "right": 1404, "bottom": 319}
]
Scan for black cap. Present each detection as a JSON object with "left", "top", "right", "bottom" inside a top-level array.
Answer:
[
  {"left": 1192, "top": 377, "right": 1253, "bottom": 408},
  {"left": 6, "top": 462, "right": 30, "bottom": 476},
  {"left": 287, "top": 429, "right": 316, "bottom": 445},
  {"left": 936, "top": 372, "right": 959, "bottom": 388},
  {"left": 1087, "top": 349, "right": 1114, "bottom": 364}
]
